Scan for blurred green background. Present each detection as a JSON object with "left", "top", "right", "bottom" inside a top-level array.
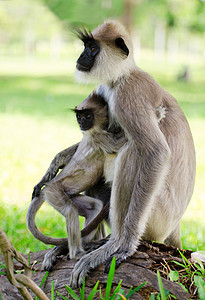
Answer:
[{"left": 0, "top": 0, "right": 205, "bottom": 254}]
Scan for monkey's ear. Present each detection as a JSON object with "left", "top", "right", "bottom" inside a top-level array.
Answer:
[
  {"left": 115, "top": 37, "right": 129, "bottom": 56},
  {"left": 70, "top": 107, "right": 78, "bottom": 113}
]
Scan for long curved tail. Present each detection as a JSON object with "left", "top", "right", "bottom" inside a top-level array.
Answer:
[
  {"left": 27, "top": 195, "right": 109, "bottom": 246},
  {"left": 26, "top": 196, "right": 67, "bottom": 245}
]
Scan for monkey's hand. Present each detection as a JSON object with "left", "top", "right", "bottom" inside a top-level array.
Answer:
[
  {"left": 32, "top": 169, "right": 55, "bottom": 199},
  {"left": 95, "top": 131, "right": 127, "bottom": 154},
  {"left": 104, "top": 247, "right": 133, "bottom": 273},
  {"left": 32, "top": 182, "right": 44, "bottom": 199},
  {"left": 69, "top": 239, "right": 119, "bottom": 288},
  {"left": 32, "top": 143, "right": 79, "bottom": 200},
  {"left": 69, "top": 238, "right": 137, "bottom": 288},
  {"left": 32, "top": 160, "right": 60, "bottom": 199}
]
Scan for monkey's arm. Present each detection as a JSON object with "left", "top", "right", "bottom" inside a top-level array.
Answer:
[
  {"left": 104, "top": 96, "right": 171, "bottom": 270},
  {"left": 32, "top": 143, "right": 79, "bottom": 199},
  {"left": 95, "top": 131, "right": 127, "bottom": 153}
]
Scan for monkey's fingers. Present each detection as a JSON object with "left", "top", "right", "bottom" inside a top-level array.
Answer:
[
  {"left": 104, "top": 249, "right": 129, "bottom": 273},
  {"left": 32, "top": 170, "right": 58, "bottom": 200},
  {"left": 42, "top": 244, "right": 68, "bottom": 271},
  {"left": 32, "top": 187, "right": 40, "bottom": 200},
  {"left": 32, "top": 184, "right": 43, "bottom": 200}
]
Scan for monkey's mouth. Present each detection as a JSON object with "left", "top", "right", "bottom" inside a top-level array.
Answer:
[
  {"left": 76, "top": 63, "right": 90, "bottom": 72},
  {"left": 80, "top": 125, "right": 90, "bottom": 131}
]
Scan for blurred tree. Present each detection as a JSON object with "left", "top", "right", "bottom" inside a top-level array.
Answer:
[
  {"left": 42, "top": 0, "right": 124, "bottom": 29},
  {"left": 0, "top": 0, "right": 204, "bottom": 59},
  {"left": 189, "top": 0, "right": 205, "bottom": 33},
  {"left": 0, "top": 0, "right": 63, "bottom": 56},
  {"left": 36, "top": 0, "right": 205, "bottom": 47}
]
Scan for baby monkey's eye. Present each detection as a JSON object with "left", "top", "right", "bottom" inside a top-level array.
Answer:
[{"left": 86, "top": 114, "right": 91, "bottom": 119}]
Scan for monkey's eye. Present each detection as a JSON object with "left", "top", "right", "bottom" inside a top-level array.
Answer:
[
  {"left": 91, "top": 46, "right": 96, "bottom": 52},
  {"left": 85, "top": 114, "right": 91, "bottom": 119}
]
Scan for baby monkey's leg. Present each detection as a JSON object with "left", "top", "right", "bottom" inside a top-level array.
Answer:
[
  {"left": 72, "top": 194, "right": 106, "bottom": 244},
  {"left": 44, "top": 181, "right": 84, "bottom": 260}
]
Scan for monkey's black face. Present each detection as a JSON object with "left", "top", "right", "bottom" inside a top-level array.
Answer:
[
  {"left": 76, "top": 40, "right": 100, "bottom": 72},
  {"left": 75, "top": 109, "right": 95, "bottom": 131}
]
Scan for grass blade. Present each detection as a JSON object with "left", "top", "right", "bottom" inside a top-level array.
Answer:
[
  {"left": 57, "top": 291, "right": 69, "bottom": 300},
  {"left": 178, "top": 250, "right": 189, "bottom": 265},
  {"left": 126, "top": 282, "right": 147, "bottom": 298},
  {"left": 117, "top": 288, "right": 125, "bottom": 299},
  {"left": 51, "top": 281, "right": 54, "bottom": 300},
  {"left": 35, "top": 271, "right": 49, "bottom": 300},
  {"left": 110, "top": 280, "right": 122, "bottom": 299},
  {"left": 117, "top": 294, "right": 127, "bottom": 300},
  {"left": 65, "top": 285, "right": 80, "bottom": 300},
  {"left": 105, "top": 256, "right": 116, "bottom": 299},
  {"left": 195, "top": 259, "right": 205, "bottom": 277},
  {"left": 87, "top": 280, "right": 99, "bottom": 300},
  {"left": 79, "top": 277, "right": 85, "bottom": 300},
  {"left": 157, "top": 271, "right": 167, "bottom": 300},
  {"left": 39, "top": 271, "right": 49, "bottom": 287},
  {"left": 177, "top": 282, "right": 188, "bottom": 293},
  {"left": 171, "top": 261, "right": 186, "bottom": 268},
  {"left": 99, "top": 287, "right": 104, "bottom": 300}
]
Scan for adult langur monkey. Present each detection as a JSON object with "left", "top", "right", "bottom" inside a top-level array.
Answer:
[
  {"left": 69, "top": 21, "right": 196, "bottom": 288},
  {"left": 28, "top": 92, "right": 127, "bottom": 270}
]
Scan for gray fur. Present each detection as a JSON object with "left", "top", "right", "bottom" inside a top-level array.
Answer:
[
  {"left": 70, "top": 20, "right": 196, "bottom": 288},
  {"left": 27, "top": 92, "right": 127, "bottom": 270}
]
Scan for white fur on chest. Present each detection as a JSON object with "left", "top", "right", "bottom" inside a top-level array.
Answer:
[
  {"left": 97, "top": 84, "right": 116, "bottom": 114},
  {"left": 103, "top": 153, "right": 116, "bottom": 183}
]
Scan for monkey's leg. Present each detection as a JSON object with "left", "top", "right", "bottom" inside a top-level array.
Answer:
[
  {"left": 72, "top": 194, "right": 106, "bottom": 244},
  {"left": 44, "top": 181, "right": 84, "bottom": 261},
  {"left": 42, "top": 198, "right": 109, "bottom": 271},
  {"left": 43, "top": 157, "right": 104, "bottom": 259},
  {"left": 104, "top": 142, "right": 170, "bottom": 272},
  {"left": 84, "top": 178, "right": 111, "bottom": 241}
]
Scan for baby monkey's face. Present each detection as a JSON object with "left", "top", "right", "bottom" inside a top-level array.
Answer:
[{"left": 75, "top": 109, "right": 95, "bottom": 131}]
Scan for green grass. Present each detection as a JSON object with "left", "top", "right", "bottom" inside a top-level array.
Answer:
[{"left": 0, "top": 52, "right": 205, "bottom": 254}]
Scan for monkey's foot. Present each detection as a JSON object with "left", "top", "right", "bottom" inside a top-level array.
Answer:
[
  {"left": 42, "top": 244, "right": 68, "bottom": 271},
  {"left": 42, "top": 251, "right": 57, "bottom": 271}
]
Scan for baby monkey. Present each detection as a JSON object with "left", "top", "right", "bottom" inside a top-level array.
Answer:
[
  {"left": 27, "top": 92, "right": 166, "bottom": 271},
  {"left": 27, "top": 91, "right": 126, "bottom": 270}
]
